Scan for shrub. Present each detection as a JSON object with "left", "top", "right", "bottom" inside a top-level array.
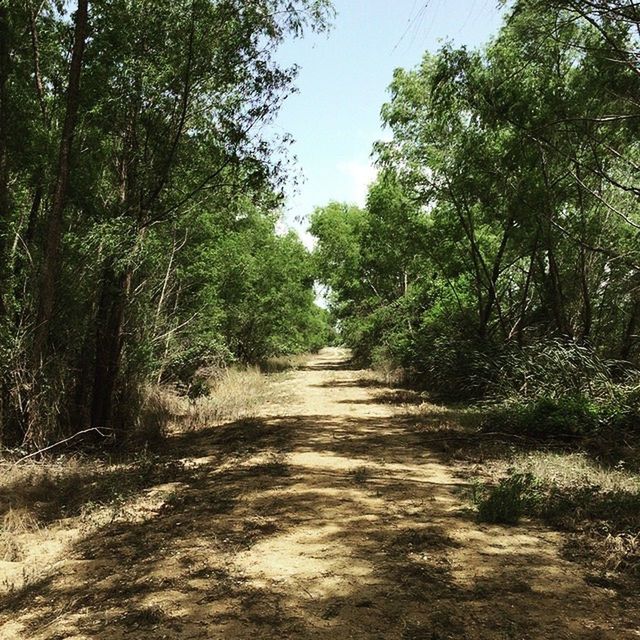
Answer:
[
  {"left": 482, "top": 395, "right": 602, "bottom": 440},
  {"left": 161, "top": 337, "right": 231, "bottom": 389},
  {"left": 482, "top": 390, "right": 640, "bottom": 441},
  {"left": 474, "top": 472, "right": 539, "bottom": 524},
  {"left": 478, "top": 339, "right": 623, "bottom": 402},
  {"left": 476, "top": 456, "right": 640, "bottom": 559}
]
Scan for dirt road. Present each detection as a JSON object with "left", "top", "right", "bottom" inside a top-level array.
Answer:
[{"left": 1, "top": 348, "right": 638, "bottom": 639}]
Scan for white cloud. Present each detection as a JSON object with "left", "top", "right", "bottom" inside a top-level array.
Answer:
[
  {"left": 274, "top": 219, "right": 288, "bottom": 236},
  {"left": 336, "top": 160, "right": 378, "bottom": 207},
  {"left": 298, "top": 228, "right": 317, "bottom": 251}
]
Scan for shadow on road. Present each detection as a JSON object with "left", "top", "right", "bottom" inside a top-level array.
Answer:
[{"left": 1, "top": 349, "right": 638, "bottom": 639}]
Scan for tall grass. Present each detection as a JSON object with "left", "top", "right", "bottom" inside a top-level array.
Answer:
[
  {"left": 473, "top": 339, "right": 640, "bottom": 440},
  {"left": 258, "top": 354, "right": 309, "bottom": 373},
  {"left": 479, "top": 338, "right": 630, "bottom": 401},
  {"left": 180, "top": 366, "right": 281, "bottom": 430}
]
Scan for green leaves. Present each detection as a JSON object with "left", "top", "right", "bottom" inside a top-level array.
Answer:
[{"left": 312, "top": 0, "right": 640, "bottom": 399}]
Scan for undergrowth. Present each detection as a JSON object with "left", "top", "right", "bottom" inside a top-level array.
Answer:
[
  {"left": 258, "top": 354, "right": 309, "bottom": 373},
  {"left": 180, "top": 366, "right": 281, "bottom": 430},
  {"left": 473, "top": 453, "right": 640, "bottom": 580},
  {"left": 0, "top": 449, "right": 187, "bottom": 592},
  {"left": 481, "top": 392, "right": 640, "bottom": 442}
]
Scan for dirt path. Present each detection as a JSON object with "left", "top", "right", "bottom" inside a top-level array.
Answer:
[{"left": 1, "top": 348, "right": 638, "bottom": 639}]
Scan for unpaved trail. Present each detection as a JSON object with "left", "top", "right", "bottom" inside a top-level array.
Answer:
[{"left": 1, "top": 348, "right": 638, "bottom": 639}]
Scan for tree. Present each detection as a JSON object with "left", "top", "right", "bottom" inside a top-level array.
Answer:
[
  {"left": 0, "top": 0, "right": 333, "bottom": 448},
  {"left": 312, "top": 0, "right": 640, "bottom": 394}
]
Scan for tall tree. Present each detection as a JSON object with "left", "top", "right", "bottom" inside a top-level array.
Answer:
[{"left": 32, "top": 0, "right": 89, "bottom": 365}]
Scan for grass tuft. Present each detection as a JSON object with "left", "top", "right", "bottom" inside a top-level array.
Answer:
[
  {"left": 473, "top": 472, "right": 539, "bottom": 525},
  {"left": 349, "top": 466, "right": 372, "bottom": 485},
  {"left": 258, "top": 354, "right": 309, "bottom": 373},
  {"left": 181, "top": 366, "right": 278, "bottom": 430}
]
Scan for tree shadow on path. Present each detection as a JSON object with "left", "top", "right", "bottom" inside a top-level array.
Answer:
[{"left": 1, "top": 351, "right": 638, "bottom": 639}]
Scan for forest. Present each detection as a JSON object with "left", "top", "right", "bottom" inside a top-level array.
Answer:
[
  {"left": 312, "top": 0, "right": 640, "bottom": 434},
  {"left": 0, "top": 0, "right": 332, "bottom": 450},
  {"left": 1, "top": 1, "right": 640, "bottom": 639}
]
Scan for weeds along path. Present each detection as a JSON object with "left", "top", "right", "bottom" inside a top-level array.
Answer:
[{"left": 1, "top": 348, "right": 638, "bottom": 639}]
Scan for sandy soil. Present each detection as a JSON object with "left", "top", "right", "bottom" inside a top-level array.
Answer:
[{"left": 1, "top": 348, "right": 638, "bottom": 639}]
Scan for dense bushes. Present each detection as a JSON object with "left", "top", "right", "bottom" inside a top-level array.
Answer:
[{"left": 474, "top": 339, "right": 640, "bottom": 440}]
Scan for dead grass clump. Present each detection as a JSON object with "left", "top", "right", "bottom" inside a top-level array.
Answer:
[
  {"left": 602, "top": 532, "right": 640, "bottom": 576},
  {"left": 2, "top": 508, "right": 40, "bottom": 535},
  {"left": 247, "top": 452, "right": 291, "bottom": 478},
  {"left": 123, "top": 384, "right": 182, "bottom": 448},
  {"left": 392, "top": 527, "right": 459, "bottom": 551},
  {"left": 183, "top": 366, "right": 276, "bottom": 429},
  {"left": 0, "top": 534, "right": 23, "bottom": 562},
  {"left": 0, "top": 457, "right": 86, "bottom": 520},
  {"left": 120, "top": 605, "right": 166, "bottom": 628},
  {"left": 0, "top": 451, "right": 186, "bottom": 592},
  {"left": 259, "top": 354, "right": 308, "bottom": 373},
  {"left": 478, "top": 451, "right": 640, "bottom": 581},
  {"left": 369, "top": 363, "right": 406, "bottom": 387},
  {"left": 514, "top": 452, "right": 640, "bottom": 493},
  {"left": 0, "top": 508, "right": 41, "bottom": 562}
]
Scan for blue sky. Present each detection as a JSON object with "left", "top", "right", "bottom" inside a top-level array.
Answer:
[{"left": 271, "top": 0, "right": 507, "bottom": 246}]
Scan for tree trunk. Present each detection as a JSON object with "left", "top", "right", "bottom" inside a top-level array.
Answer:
[
  {"left": 0, "top": 6, "right": 11, "bottom": 317},
  {"left": 509, "top": 232, "right": 539, "bottom": 345},
  {"left": 576, "top": 164, "right": 592, "bottom": 340},
  {"left": 478, "top": 216, "right": 513, "bottom": 339},
  {"left": 547, "top": 242, "right": 572, "bottom": 337},
  {"left": 90, "top": 265, "right": 132, "bottom": 432},
  {"left": 620, "top": 297, "right": 640, "bottom": 361},
  {"left": 32, "top": 0, "right": 89, "bottom": 364}
]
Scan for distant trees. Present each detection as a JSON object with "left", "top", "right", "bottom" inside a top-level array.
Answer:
[
  {"left": 312, "top": 0, "right": 640, "bottom": 395},
  {"left": 0, "top": 0, "right": 332, "bottom": 448}
]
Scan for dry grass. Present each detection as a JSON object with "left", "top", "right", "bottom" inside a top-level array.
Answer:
[
  {"left": 480, "top": 450, "right": 640, "bottom": 582},
  {"left": 131, "top": 384, "right": 177, "bottom": 446},
  {"left": 349, "top": 465, "right": 372, "bottom": 485},
  {"left": 0, "top": 451, "right": 185, "bottom": 592},
  {"left": 179, "top": 366, "right": 283, "bottom": 431},
  {"left": 0, "top": 509, "right": 40, "bottom": 562},
  {"left": 0, "top": 458, "right": 91, "bottom": 588},
  {"left": 0, "top": 363, "right": 284, "bottom": 592},
  {"left": 512, "top": 452, "right": 640, "bottom": 494},
  {"left": 368, "top": 363, "right": 406, "bottom": 387},
  {"left": 259, "top": 353, "right": 309, "bottom": 373},
  {"left": 602, "top": 532, "right": 640, "bottom": 575}
]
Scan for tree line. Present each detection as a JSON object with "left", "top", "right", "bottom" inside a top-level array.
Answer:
[
  {"left": 312, "top": 0, "right": 640, "bottom": 408},
  {"left": 0, "top": 0, "right": 332, "bottom": 449}
]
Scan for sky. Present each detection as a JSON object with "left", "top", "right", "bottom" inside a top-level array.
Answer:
[{"left": 271, "top": 0, "right": 507, "bottom": 247}]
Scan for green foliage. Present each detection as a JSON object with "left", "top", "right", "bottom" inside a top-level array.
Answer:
[
  {"left": 483, "top": 396, "right": 603, "bottom": 440},
  {"left": 474, "top": 472, "right": 540, "bottom": 525},
  {"left": 475, "top": 458, "right": 640, "bottom": 572},
  {"left": 311, "top": 1, "right": 640, "bottom": 412},
  {"left": 0, "top": 0, "right": 333, "bottom": 448},
  {"left": 480, "top": 339, "right": 624, "bottom": 402},
  {"left": 483, "top": 388, "right": 640, "bottom": 441}
]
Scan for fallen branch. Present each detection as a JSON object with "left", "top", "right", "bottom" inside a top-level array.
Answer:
[{"left": 12, "top": 427, "right": 113, "bottom": 466}]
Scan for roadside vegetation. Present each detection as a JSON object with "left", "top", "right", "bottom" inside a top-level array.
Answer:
[
  {"left": 2, "top": 0, "right": 640, "bottom": 626},
  {"left": 0, "top": 361, "right": 293, "bottom": 594},
  {"left": 311, "top": 0, "right": 640, "bottom": 585},
  {"left": 0, "top": 0, "right": 332, "bottom": 454}
]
